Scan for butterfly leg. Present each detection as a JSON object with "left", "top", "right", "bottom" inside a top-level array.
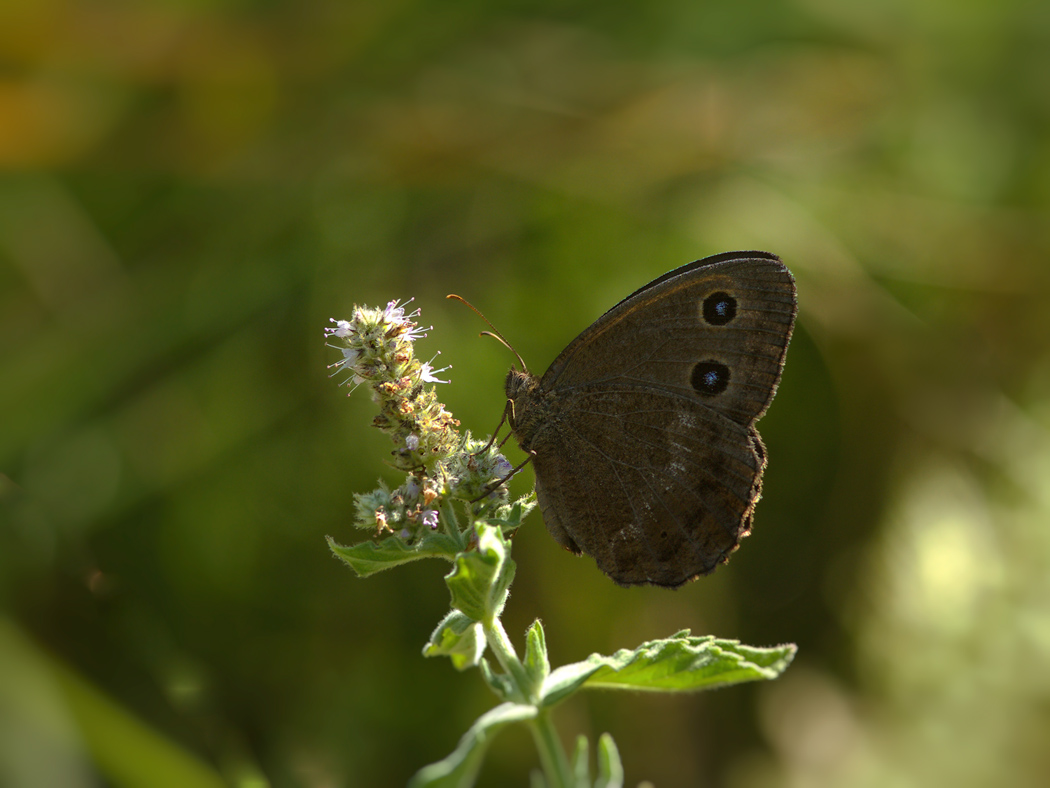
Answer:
[
  {"left": 476, "top": 400, "right": 512, "bottom": 455},
  {"left": 468, "top": 450, "right": 536, "bottom": 504}
]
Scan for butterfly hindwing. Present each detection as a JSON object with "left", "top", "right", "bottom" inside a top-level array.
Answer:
[{"left": 529, "top": 384, "right": 766, "bottom": 587}]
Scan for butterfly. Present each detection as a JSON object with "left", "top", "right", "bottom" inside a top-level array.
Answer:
[{"left": 504, "top": 251, "right": 797, "bottom": 587}]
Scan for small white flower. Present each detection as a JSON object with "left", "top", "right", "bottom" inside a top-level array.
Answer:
[
  {"left": 405, "top": 434, "right": 420, "bottom": 451},
  {"left": 326, "top": 346, "right": 360, "bottom": 378},
  {"left": 404, "top": 323, "right": 431, "bottom": 342},
  {"left": 419, "top": 353, "right": 450, "bottom": 384},
  {"left": 383, "top": 298, "right": 419, "bottom": 325},
  {"left": 381, "top": 298, "right": 430, "bottom": 341},
  {"left": 421, "top": 509, "right": 439, "bottom": 529},
  {"left": 420, "top": 363, "right": 450, "bottom": 384}
]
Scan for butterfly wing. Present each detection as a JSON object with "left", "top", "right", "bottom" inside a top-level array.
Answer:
[
  {"left": 530, "top": 252, "right": 796, "bottom": 587},
  {"left": 542, "top": 252, "right": 796, "bottom": 423},
  {"left": 531, "top": 386, "right": 766, "bottom": 586}
]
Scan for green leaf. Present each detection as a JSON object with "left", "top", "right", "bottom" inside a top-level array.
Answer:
[
  {"left": 445, "top": 522, "right": 515, "bottom": 623},
  {"left": 595, "top": 733, "right": 623, "bottom": 788},
  {"left": 409, "top": 702, "right": 538, "bottom": 788},
  {"left": 571, "top": 735, "right": 590, "bottom": 788},
  {"left": 491, "top": 493, "right": 538, "bottom": 535},
  {"left": 441, "top": 498, "right": 461, "bottom": 533},
  {"left": 423, "top": 611, "right": 485, "bottom": 671},
  {"left": 523, "top": 619, "right": 550, "bottom": 690},
  {"left": 326, "top": 531, "right": 460, "bottom": 577},
  {"left": 541, "top": 631, "right": 796, "bottom": 707},
  {"left": 478, "top": 657, "right": 516, "bottom": 701}
]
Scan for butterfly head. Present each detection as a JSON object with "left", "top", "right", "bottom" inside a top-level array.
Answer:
[
  {"left": 504, "top": 367, "right": 549, "bottom": 445},
  {"left": 504, "top": 367, "right": 539, "bottom": 402}
]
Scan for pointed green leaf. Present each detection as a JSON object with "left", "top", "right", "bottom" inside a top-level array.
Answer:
[
  {"left": 595, "top": 733, "right": 623, "bottom": 788},
  {"left": 423, "top": 611, "right": 485, "bottom": 671},
  {"left": 541, "top": 631, "right": 796, "bottom": 707},
  {"left": 441, "top": 499, "right": 461, "bottom": 533},
  {"left": 445, "top": 522, "right": 515, "bottom": 622},
  {"left": 327, "top": 531, "right": 460, "bottom": 577},
  {"left": 523, "top": 619, "right": 550, "bottom": 690},
  {"left": 491, "top": 494, "right": 538, "bottom": 536},
  {"left": 409, "top": 702, "right": 537, "bottom": 788},
  {"left": 571, "top": 735, "right": 590, "bottom": 788},
  {"left": 478, "top": 657, "right": 517, "bottom": 701}
]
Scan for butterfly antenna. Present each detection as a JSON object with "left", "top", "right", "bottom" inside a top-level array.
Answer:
[{"left": 446, "top": 294, "right": 528, "bottom": 371}]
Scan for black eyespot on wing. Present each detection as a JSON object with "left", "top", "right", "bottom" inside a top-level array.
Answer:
[
  {"left": 691, "top": 361, "right": 730, "bottom": 396},
  {"left": 702, "top": 292, "right": 736, "bottom": 326}
]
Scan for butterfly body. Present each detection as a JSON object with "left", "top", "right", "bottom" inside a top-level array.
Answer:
[{"left": 506, "top": 252, "right": 797, "bottom": 588}]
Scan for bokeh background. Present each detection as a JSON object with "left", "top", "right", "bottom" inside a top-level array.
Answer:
[{"left": 3, "top": 1, "right": 1050, "bottom": 786}]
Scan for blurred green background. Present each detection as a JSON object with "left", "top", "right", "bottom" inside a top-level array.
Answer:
[{"left": 2, "top": 0, "right": 1050, "bottom": 786}]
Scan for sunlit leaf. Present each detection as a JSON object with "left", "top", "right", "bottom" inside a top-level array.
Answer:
[
  {"left": 541, "top": 631, "right": 796, "bottom": 707},
  {"left": 523, "top": 619, "right": 550, "bottom": 690},
  {"left": 445, "top": 522, "right": 515, "bottom": 623},
  {"left": 409, "top": 702, "right": 538, "bottom": 788},
  {"left": 423, "top": 610, "right": 485, "bottom": 670},
  {"left": 326, "top": 532, "right": 460, "bottom": 577}
]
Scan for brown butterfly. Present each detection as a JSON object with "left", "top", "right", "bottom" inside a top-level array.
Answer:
[{"left": 504, "top": 251, "right": 797, "bottom": 588}]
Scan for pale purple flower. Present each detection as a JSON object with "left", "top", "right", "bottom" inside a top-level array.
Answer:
[
  {"left": 384, "top": 298, "right": 424, "bottom": 329},
  {"left": 325, "top": 318, "right": 354, "bottom": 339},
  {"left": 494, "top": 456, "right": 514, "bottom": 477},
  {"left": 421, "top": 509, "right": 439, "bottom": 529},
  {"left": 383, "top": 298, "right": 411, "bottom": 324},
  {"left": 405, "top": 434, "right": 420, "bottom": 451},
  {"left": 403, "top": 476, "right": 421, "bottom": 500},
  {"left": 382, "top": 298, "right": 431, "bottom": 341}
]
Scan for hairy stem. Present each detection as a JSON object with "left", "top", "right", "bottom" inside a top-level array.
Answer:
[
  {"left": 484, "top": 617, "right": 571, "bottom": 786},
  {"left": 529, "top": 709, "right": 573, "bottom": 788},
  {"left": 484, "top": 617, "right": 534, "bottom": 702}
]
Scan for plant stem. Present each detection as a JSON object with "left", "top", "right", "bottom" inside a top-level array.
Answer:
[
  {"left": 484, "top": 618, "right": 534, "bottom": 701},
  {"left": 484, "top": 618, "right": 572, "bottom": 787},
  {"left": 528, "top": 708, "right": 573, "bottom": 788}
]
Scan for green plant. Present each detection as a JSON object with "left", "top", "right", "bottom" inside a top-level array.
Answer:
[{"left": 325, "top": 300, "right": 796, "bottom": 787}]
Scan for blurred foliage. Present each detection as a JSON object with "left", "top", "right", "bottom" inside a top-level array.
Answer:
[{"left": 2, "top": 0, "right": 1049, "bottom": 786}]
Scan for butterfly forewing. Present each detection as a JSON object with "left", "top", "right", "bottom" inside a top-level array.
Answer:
[{"left": 541, "top": 255, "right": 796, "bottom": 426}]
